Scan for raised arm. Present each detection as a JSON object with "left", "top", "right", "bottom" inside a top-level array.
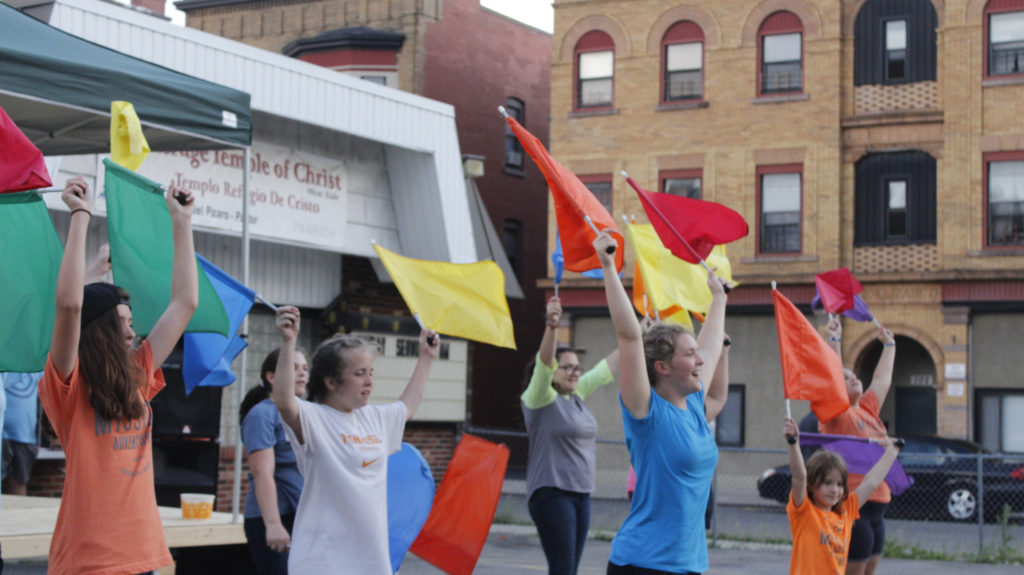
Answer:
[
  {"left": 705, "top": 334, "right": 730, "bottom": 422},
  {"left": 399, "top": 329, "right": 439, "bottom": 420},
  {"left": 146, "top": 184, "right": 199, "bottom": 367},
  {"left": 594, "top": 232, "right": 649, "bottom": 418},
  {"left": 696, "top": 269, "right": 727, "bottom": 400},
  {"left": 853, "top": 437, "right": 900, "bottom": 508},
  {"left": 825, "top": 316, "right": 842, "bottom": 363},
  {"left": 538, "top": 297, "right": 561, "bottom": 368},
  {"left": 51, "top": 177, "right": 93, "bottom": 379},
  {"left": 869, "top": 327, "right": 896, "bottom": 402},
  {"left": 785, "top": 416, "right": 807, "bottom": 507},
  {"left": 271, "top": 306, "right": 302, "bottom": 441}
]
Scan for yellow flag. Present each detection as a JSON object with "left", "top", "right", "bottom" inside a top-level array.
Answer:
[
  {"left": 632, "top": 260, "right": 693, "bottom": 330},
  {"left": 373, "top": 244, "right": 516, "bottom": 350},
  {"left": 626, "top": 223, "right": 735, "bottom": 315},
  {"left": 110, "top": 101, "right": 150, "bottom": 171}
]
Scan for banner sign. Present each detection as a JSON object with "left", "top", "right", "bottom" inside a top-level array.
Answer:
[{"left": 44, "top": 144, "right": 349, "bottom": 252}]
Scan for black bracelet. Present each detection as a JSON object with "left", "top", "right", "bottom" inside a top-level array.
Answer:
[
  {"left": 70, "top": 208, "right": 92, "bottom": 218},
  {"left": 723, "top": 337, "right": 731, "bottom": 347}
]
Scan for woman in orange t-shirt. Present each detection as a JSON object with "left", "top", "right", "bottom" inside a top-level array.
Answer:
[
  {"left": 39, "top": 176, "right": 198, "bottom": 575},
  {"left": 818, "top": 318, "right": 896, "bottom": 575},
  {"left": 783, "top": 417, "right": 899, "bottom": 575}
]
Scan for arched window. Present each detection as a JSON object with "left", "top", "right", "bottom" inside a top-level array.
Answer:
[
  {"left": 574, "top": 31, "right": 615, "bottom": 110},
  {"left": 853, "top": 0, "right": 938, "bottom": 85},
  {"left": 758, "top": 11, "right": 804, "bottom": 95},
  {"left": 985, "top": 0, "right": 1024, "bottom": 78},
  {"left": 662, "top": 21, "right": 705, "bottom": 103}
]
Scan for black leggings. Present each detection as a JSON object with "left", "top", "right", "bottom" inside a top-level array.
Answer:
[
  {"left": 848, "top": 501, "right": 887, "bottom": 562},
  {"left": 606, "top": 562, "right": 700, "bottom": 575}
]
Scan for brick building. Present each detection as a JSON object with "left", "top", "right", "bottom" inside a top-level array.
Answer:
[
  {"left": 543, "top": 0, "right": 1024, "bottom": 461},
  {"left": 172, "top": 0, "right": 554, "bottom": 488}
]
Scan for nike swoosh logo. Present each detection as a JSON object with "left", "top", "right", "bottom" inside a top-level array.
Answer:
[{"left": 361, "top": 458, "right": 379, "bottom": 468}]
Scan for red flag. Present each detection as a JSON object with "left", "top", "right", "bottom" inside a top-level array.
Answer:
[
  {"left": 0, "top": 106, "right": 52, "bottom": 193},
  {"left": 625, "top": 176, "right": 747, "bottom": 264},
  {"left": 814, "top": 268, "right": 863, "bottom": 315},
  {"left": 410, "top": 434, "right": 510, "bottom": 575},
  {"left": 505, "top": 116, "right": 623, "bottom": 272},
  {"left": 773, "top": 289, "right": 849, "bottom": 422}
]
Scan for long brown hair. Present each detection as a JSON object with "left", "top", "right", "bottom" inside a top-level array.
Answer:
[
  {"left": 78, "top": 306, "right": 144, "bottom": 420},
  {"left": 805, "top": 450, "right": 850, "bottom": 512}
]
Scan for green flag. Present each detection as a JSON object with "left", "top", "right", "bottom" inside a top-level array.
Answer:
[
  {"left": 0, "top": 192, "right": 62, "bottom": 372},
  {"left": 104, "top": 159, "right": 229, "bottom": 336}
]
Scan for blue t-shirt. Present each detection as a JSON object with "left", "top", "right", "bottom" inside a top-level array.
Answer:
[
  {"left": 2, "top": 371, "right": 41, "bottom": 444},
  {"left": 609, "top": 387, "right": 719, "bottom": 573},
  {"left": 241, "top": 398, "right": 304, "bottom": 519}
]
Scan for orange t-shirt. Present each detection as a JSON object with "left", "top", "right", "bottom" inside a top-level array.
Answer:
[
  {"left": 39, "top": 341, "right": 173, "bottom": 575},
  {"left": 819, "top": 390, "right": 890, "bottom": 503},
  {"left": 787, "top": 490, "right": 860, "bottom": 575}
]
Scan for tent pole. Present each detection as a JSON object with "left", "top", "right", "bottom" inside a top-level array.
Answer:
[{"left": 231, "top": 147, "right": 252, "bottom": 523}]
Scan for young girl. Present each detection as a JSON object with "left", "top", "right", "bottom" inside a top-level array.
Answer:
[
  {"left": 40, "top": 176, "right": 197, "bottom": 575},
  {"left": 784, "top": 416, "right": 899, "bottom": 575},
  {"left": 239, "top": 347, "right": 309, "bottom": 574},
  {"left": 269, "top": 306, "right": 438, "bottom": 574}
]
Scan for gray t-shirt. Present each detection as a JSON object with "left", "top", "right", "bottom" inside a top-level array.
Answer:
[{"left": 521, "top": 356, "right": 613, "bottom": 501}]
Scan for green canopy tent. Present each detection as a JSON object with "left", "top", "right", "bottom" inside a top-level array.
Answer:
[{"left": 0, "top": 1, "right": 251, "bottom": 153}]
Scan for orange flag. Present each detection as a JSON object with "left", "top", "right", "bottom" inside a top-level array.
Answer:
[
  {"left": 773, "top": 289, "right": 849, "bottom": 422},
  {"left": 505, "top": 116, "right": 623, "bottom": 273},
  {"left": 409, "top": 434, "right": 509, "bottom": 575}
]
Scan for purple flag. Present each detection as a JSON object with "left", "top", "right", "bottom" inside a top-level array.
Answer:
[
  {"left": 800, "top": 432, "right": 914, "bottom": 496},
  {"left": 811, "top": 292, "right": 875, "bottom": 323}
]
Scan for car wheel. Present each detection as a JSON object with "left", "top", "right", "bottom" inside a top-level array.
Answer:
[{"left": 945, "top": 484, "right": 977, "bottom": 521}]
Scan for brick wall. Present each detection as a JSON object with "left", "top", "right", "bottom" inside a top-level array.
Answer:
[
  {"left": 855, "top": 81, "right": 940, "bottom": 115},
  {"left": 854, "top": 244, "right": 939, "bottom": 273}
]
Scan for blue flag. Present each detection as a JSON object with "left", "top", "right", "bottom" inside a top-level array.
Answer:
[
  {"left": 552, "top": 233, "right": 609, "bottom": 280},
  {"left": 182, "top": 255, "right": 255, "bottom": 394},
  {"left": 387, "top": 443, "right": 434, "bottom": 572}
]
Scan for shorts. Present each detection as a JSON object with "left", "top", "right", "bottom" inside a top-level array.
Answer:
[
  {"left": 2, "top": 439, "right": 39, "bottom": 484},
  {"left": 848, "top": 501, "right": 888, "bottom": 562}
]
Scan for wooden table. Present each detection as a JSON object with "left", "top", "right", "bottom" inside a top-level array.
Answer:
[{"left": 0, "top": 495, "right": 245, "bottom": 559}]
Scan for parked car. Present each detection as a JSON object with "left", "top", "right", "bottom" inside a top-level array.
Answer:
[{"left": 756, "top": 435, "right": 1024, "bottom": 522}]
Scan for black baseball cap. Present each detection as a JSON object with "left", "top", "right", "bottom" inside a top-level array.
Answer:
[{"left": 81, "top": 283, "right": 131, "bottom": 328}]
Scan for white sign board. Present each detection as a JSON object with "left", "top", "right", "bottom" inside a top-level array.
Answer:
[
  {"left": 946, "top": 382, "right": 965, "bottom": 398},
  {"left": 44, "top": 145, "right": 349, "bottom": 252},
  {"left": 944, "top": 363, "right": 967, "bottom": 380}
]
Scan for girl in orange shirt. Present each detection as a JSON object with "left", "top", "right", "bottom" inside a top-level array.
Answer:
[{"left": 783, "top": 416, "right": 899, "bottom": 575}]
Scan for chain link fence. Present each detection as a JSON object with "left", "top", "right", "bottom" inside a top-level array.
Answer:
[{"left": 468, "top": 426, "right": 1024, "bottom": 559}]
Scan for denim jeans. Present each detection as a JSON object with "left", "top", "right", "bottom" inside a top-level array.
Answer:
[
  {"left": 528, "top": 487, "right": 591, "bottom": 575},
  {"left": 243, "top": 512, "right": 296, "bottom": 575}
]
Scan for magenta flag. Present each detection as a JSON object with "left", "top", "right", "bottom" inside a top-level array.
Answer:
[
  {"left": 814, "top": 268, "right": 864, "bottom": 315},
  {"left": 0, "top": 106, "right": 52, "bottom": 193}
]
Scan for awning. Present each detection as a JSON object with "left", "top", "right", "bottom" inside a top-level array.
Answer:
[{"left": 0, "top": 2, "right": 251, "bottom": 154}]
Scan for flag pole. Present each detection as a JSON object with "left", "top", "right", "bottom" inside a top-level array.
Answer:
[
  {"left": 583, "top": 215, "right": 615, "bottom": 254},
  {"left": 497, "top": 106, "right": 509, "bottom": 119},
  {"left": 621, "top": 171, "right": 730, "bottom": 292},
  {"left": 413, "top": 313, "right": 439, "bottom": 346},
  {"left": 779, "top": 280, "right": 797, "bottom": 444},
  {"left": 254, "top": 293, "right": 278, "bottom": 313}
]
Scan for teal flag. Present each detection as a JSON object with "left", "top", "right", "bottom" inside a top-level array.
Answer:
[
  {"left": 0, "top": 192, "right": 62, "bottom": 372},
  {"left": 104, "top": 159, "right": 229, "bottom": 336}
]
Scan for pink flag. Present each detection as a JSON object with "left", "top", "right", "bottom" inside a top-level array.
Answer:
[{"left": 0, "top": 106, "right": 51, "bottom": 193}]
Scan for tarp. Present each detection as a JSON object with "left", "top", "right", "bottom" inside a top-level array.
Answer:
[{"left": 0, "top": 2, "right": 251, "bottom": 154}]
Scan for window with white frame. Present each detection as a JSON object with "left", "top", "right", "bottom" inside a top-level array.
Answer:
[
  {"left": 578, "top": 50, "right": 614, "bottom": 108},
  {"left": 989, "top": 10, "right": 1024, "bottom": 76},
  {"left": 762, "top": 32, "right": 802, "bottom": 93},
  {"left": 760, "top": 171, "right": 802, "bottom": 253},
  {"left": 987, "top": 158, "right": 1024, "bottom": 246}
]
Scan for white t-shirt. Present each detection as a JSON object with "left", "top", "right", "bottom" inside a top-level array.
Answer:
[{"left": 284, "top": 399, "right": 407, "bottom": 574}]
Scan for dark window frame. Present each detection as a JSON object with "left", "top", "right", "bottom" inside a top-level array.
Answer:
[
  {"left": 756, "top": 164, "right": 803, "bottom": 255},
  {"left": 574, "top": 31, "right": 616, "bottom": 112},
  {"left": 884, "top": 17, "right": 909, "bottom": 83},
  {"left": 715, "top": 384, "right": 746, "bottom": 447},
  {"left": 504, "top": 97, "right": 525, "bottom": 171},
  {"left": 758, "top": 11, "right": 804, "bottom": 96},
  {"left": 661, "top": 21, "right": 705, "bottom": 104},
  {"left": 854, "top": 151, "right": 936, "bottom": 246},
  {"left": 580, "top": 173, "right": 614, "bottom": 215},
  {"left": 884, "top": 175, "right": 910, "bottom": 239},
  {"left": 659, "top": 168, "right": 703, "bottom": 199},
  {"left": 983, "top": 150, "right": 1024, "bottom": 249},
  {"left": 975, "top": 388, "right": 1024, "bottom": 453},
  {"left": 502, "top": 218, "right": 523, "bottom": 278},
  {"left": 985, "top": 1, "right": 1024, "bottom": 79}
]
